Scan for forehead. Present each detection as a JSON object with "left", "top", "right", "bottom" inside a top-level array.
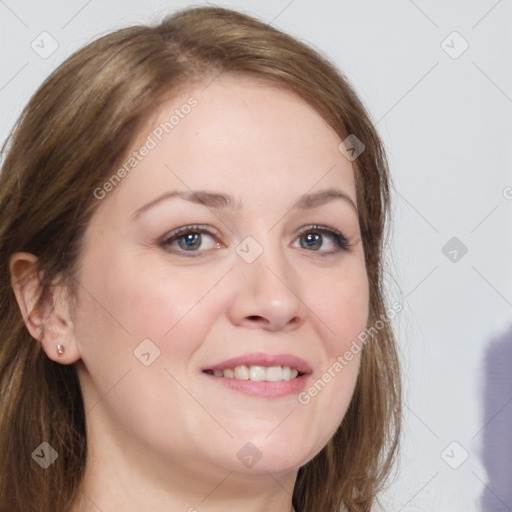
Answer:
[{"left": 94, "top": 73, "right": 357, "bottom": 217}]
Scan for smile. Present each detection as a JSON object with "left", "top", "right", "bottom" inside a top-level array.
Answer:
[
  {"left": 202, "top": 352, "right": 312, "bottom": 397},
  {"left": 204, "top": 365, "right": 301, "bottom": 381}
]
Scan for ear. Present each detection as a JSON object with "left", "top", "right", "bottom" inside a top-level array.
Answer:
[{"left": 9, "top": 252, "right": 81, "bottom": 365}]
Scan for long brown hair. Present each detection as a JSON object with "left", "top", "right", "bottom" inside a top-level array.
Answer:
[{"left": 0, "top": 6, "right": 401, "bottom": 511}]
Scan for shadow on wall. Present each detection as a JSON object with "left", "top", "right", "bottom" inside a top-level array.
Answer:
[{"left": 480, "top": 323, "right": 512, "bottom": 512}]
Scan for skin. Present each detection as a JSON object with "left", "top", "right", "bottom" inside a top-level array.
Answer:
[{"left": 11, "top": 73, "right": 369, "bottom": 512}]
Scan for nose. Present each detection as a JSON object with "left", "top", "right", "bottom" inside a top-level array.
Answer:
[{"left": 226, "top": 240, "right": 306, "bottom": 332}]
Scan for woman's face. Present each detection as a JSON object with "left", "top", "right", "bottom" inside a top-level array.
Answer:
[{"left": 72, "top": 74, "right": 369, "bottom": 479}]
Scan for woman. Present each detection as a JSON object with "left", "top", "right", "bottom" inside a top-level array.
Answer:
[{"left": 0, "top": 6, "right": 401, "bottom": 512}]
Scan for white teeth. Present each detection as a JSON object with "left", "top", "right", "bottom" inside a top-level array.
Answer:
[
  {"left": 211, "top": 365, "right": 301, "bottom": 381},
  {"left": 234, "top": 365, "right": 249, "bottom": 380},
  {"left": 266, "top": 366, "right": 283, "bottom": 382},
  {"left": 250, "top": 365, "right": 266, "bottom": 381}
]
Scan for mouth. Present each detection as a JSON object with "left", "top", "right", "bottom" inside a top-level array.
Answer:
[
  {"left": 202, "top": 352, "right": 311, "bottom": 398},
  {"left": 203, "top": 365, "right": 304, "bottom": 381}
]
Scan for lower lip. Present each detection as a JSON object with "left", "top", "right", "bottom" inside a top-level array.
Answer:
[{"left": 203, "top": 372, "right": 310, "bottom": 398}]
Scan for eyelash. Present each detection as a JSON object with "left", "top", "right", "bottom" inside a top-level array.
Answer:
[{"left": 159, "top": 224, "right": 351, "bottom": 258}]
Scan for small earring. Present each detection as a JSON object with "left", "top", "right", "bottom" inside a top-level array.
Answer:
[{"left": 56, "top": 344, "right": 65, "bottom": 356}]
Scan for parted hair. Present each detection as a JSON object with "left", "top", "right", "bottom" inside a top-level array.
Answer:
[{"left": 0, "top": 6, "right": 400, "bottom": 512}]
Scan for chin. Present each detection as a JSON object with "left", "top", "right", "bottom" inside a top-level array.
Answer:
[
  {"left": 227, "top": 453, "right": 307, "bottom": 476},
  {"left": 219, "top": 432, "right": 322, "bottom": 476}
]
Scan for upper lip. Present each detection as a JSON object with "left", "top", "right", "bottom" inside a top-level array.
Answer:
[{"left": 204, "top": 352, "right": 312, "bottom": 374}]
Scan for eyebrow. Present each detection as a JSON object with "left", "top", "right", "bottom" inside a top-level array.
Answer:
[{"left": 131, "top": 187, "right": 357, "bottom": 219}]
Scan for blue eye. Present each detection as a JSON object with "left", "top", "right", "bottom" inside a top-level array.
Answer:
[
  {"left": 159, "top": 224, "right": 351, "bottom": 257},
  {"left": 160, "top": 225, "right": 218, "bottom": 255},
  {"left": 294, "top": 225, "right": 351, "bottom": 254}
]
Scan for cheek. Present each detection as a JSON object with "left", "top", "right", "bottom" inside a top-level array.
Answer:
[
  {"left": 314, "top": 262, "right": 370, "bottom": 358},
  {"left": 122, "top": 266, "right": 229, "bottom": 351},
  {"left": 297, "top": 261, "right": 368, "bottom": 443},
  {"left": 76, "top": 248, "right": 218, "bottom": 342},
  {"left": 71, "top": 254, "right": 219, "bottom": 436}
]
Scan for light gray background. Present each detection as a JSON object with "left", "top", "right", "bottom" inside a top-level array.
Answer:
[{"left": 1, "top": 1, "right": 511, "bottom": 511}]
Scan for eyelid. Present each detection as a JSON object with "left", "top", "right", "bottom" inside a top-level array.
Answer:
[
  {"left": 160, "top": 224, "right": 220, "bottom": 244},
  {"left": 294, "top": 224, "right": 351, "bottom": 253}
]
